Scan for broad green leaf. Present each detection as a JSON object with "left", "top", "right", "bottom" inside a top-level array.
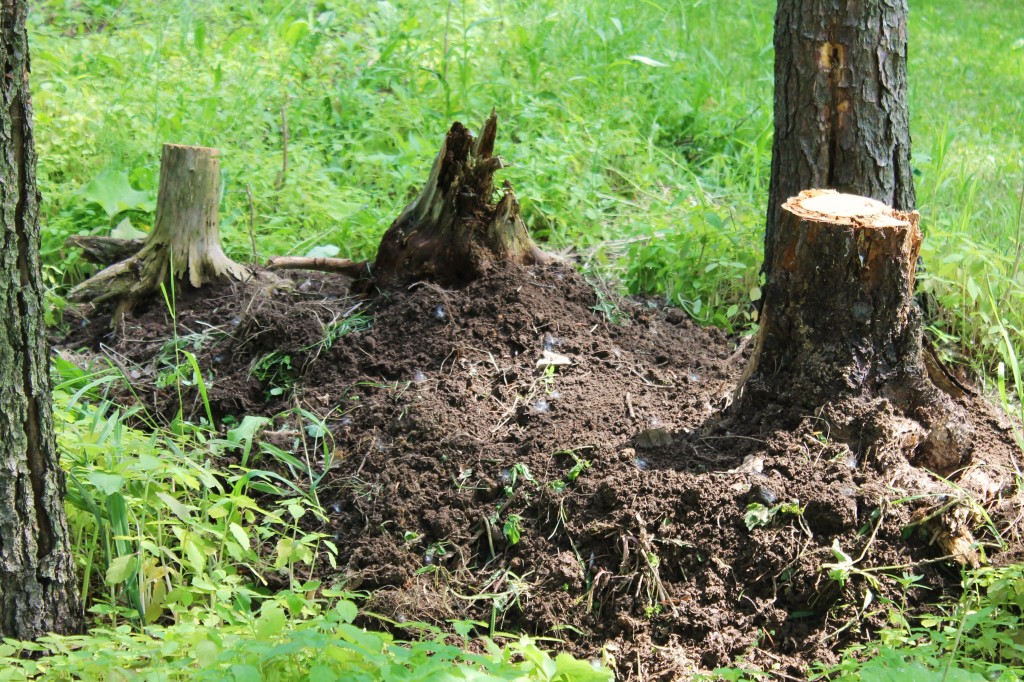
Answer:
[
  {"left": 335, "top": 600, "right": 358, "bottom": 624},
  {"left": 227, "top": 416, "right": 270, "bottom": 446},
  {"left": 194, "top": 639, "right": 219, "bottom": 668},
  {"left": 274, "top": 537, "right": 293, "bottom": 569},
  {"left": 305, "top": 244, "right": 340, "bottom": 259},
  {"left": 228, "top": 523, "right": 249, "bottom": 549},
  {"left": 287, "top": 503, "right": 305, "bottom": 521},
  {"left": 554, "top": 653, "right": 614, "bottom": 681},
  {"left": 110, "top": 217, "right": 147, "bottom": 240},
  {"left": 81, "top": 169, "right": 155, "bottom": 218},
  {"left": 87, "top": 471, "right": 125, "bottom": 496},
  {"left": 255, "top": 603, "right": 286, "bottom": 640},
  {"left": 105, "top": 554, "right": 137, "bottom": 586},
  {"left": 230, "top": 664, "right": 263, "bottom": 682},
  {"left": 184, "top": 537, "right": 206, "bottom": 574},
  {"left": 285, "top": 19, "right": 310, "bottom": 46},
  {"left": 308, "top": 666, "right": 336, "bottom": 682}
]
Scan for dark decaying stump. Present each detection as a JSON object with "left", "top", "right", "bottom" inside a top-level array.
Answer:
[
  {"left": 69, "top": 144, "right": 251, "bottom": 319},
  {"left": 371, "top": 112, "right": 548, "bottom": 287},
  {"left": 734, "top": 189, "right": 972, "bottom": 474}
]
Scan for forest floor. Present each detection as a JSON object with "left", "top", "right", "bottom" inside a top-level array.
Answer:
[{"left": 61, "top": 264, "right": 1023, "bottom": 680}]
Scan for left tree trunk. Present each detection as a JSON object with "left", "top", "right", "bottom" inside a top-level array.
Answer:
[
  {"left": 0, "top": 0, "right": 84, "bottom": 639},
  {"left": 765, "top": 0, "right": 916, "bottom": 275}
]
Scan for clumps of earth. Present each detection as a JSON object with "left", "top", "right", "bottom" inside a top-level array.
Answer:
[{"left": 60, "top": 262, "right": 1023, "bottom": 679}]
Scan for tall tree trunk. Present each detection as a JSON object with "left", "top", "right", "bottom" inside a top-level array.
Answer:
[
  {"left": 764, "top": 0, "right": 915, "bottom": 275},
  {"left": 0, "top": 0, "right": 84, "bottom": 638}
]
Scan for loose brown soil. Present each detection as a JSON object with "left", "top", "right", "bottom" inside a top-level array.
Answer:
[{"left": 60, "top": 264, "right": 1023, "bottom": 680}]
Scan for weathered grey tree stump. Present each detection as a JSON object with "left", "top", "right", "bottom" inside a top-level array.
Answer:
[{"left": 70, "top": 144, "right": 250, "bottom": 318}]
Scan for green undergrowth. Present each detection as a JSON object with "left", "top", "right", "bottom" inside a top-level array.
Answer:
[
  {"left": 40, "top": 357, "right": 611, "bottom": 681},
  {"left": 814, "top": 563, "right": 1024, "bottom": 682},
  {"left": 1, "top": 612, "right": 610, "bottom": 681}
]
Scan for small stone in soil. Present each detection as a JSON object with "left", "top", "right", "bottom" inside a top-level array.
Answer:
[
  {"left": 412, "top": 369, "right": 427, "bottom": 383},
  {"left": 753, "top": 485, "right": 778, "bottom": 505},
  {"left": 636, "top": 427, "right": 673, "bottom": 449}
]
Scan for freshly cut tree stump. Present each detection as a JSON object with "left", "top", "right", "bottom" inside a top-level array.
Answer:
[
  {"left": 371, "top": 112, "right": 548, "bottom": 287},
  {"left": 734, "top": 189, "right": 972, "bottom": 473},
  {"left": 70, "top": 144, "right": 250, "bottom": 317}
]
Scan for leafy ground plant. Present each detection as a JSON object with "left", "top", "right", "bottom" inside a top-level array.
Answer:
[{"left": 0, "top": 593, "right": 612, "bottom": 681}]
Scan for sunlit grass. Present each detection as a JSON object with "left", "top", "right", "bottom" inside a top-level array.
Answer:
[{"left": 29, "top": 0, "right": 1024, "bottom": 364}]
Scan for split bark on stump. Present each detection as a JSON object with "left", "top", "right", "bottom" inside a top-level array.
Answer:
[
  {"left": 69, "top": 144, "right": 250, "bottom": 318},
  {"left": 734, "top": 190, "right": 972, "bottom": 475},
  {"left": 371, "top": 112, "right": 548, "bottom": 287}
]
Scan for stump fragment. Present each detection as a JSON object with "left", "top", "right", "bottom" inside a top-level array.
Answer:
[
  {"left": 69, "top": 144, "right": 250, "bottom": 317},
  {"left": 371, "top": 112, "right": 548, "bottom": 287},
  {"left": 734, "top": 189, "right": 972, "bottom": 473}
]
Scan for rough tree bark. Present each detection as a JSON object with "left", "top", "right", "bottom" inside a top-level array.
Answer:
[
  {"left": 0, "top": 0, "right": 84, "bottom": 638},
  {"left": 69, "top": 144, "right": 250, "bottom": 318},
  {"left": 765, "top": 0, "right": 915, "bottom": 275},
  {"left": 735, "top": 190, "right": 971, "bottom": 474},
  {"left": 371, "top": 112, "right": 548, "bottom": 287}
]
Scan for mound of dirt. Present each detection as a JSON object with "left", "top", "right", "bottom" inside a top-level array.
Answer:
[{"left": 60, "top": 264, "right": 1022, "bottom": 679}]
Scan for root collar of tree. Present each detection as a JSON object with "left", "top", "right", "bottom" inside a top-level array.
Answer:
[{"left": 68, "top": 144, "right": 251, "bottom": 318}]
